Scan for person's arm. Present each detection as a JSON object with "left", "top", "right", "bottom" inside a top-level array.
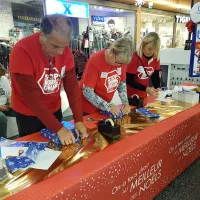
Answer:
[
  {"left": 117, "top": 81, "right": 129, "bottom": 104},
  {"left": 12, "top": 73, "right": 63, "bottom": 132},
  {"left": 2, "top": 76, "right": 11, "bottom": 104},
  {"left": 126, "top": 72, "right": 147, "bottom": 91},
  {"left": 151, "top": 70, "right": 160, "bottom": 89},
  {"left": 83, "top": 85, "right": 112, "bottom": 111},
  {"left": 63, "top": 68, "right": 83, "bottom": 122}
]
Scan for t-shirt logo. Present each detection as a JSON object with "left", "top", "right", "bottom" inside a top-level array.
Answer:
[
  {"left": 137, "top": 66, "right": 154, "bottom": 79},
  {"left": 0, "top": 87, "right": 5, "bottom": 96},
  {"left": 38, "top": 68, "right": 61, "bottom": 94},
  {"left": 104, "top": 70, "right": 120, "bottom": 93}
]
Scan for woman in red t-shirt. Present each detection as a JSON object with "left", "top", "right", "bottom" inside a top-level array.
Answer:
[
  {"left": 126, "top": 32, "right": 161, "bottom": 106},
  {"left": 80, "top": 38, "right": 132, "bottom": 115}
]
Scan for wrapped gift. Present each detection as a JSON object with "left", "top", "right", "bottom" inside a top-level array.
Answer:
[
  {"left": 40, "top": 121, "right": 80, "bottom": 145},
  {"left": 136, "top": 108, "right": 160, "bottom": 119},
  {"left": 100, "top": 109, "right": 125, "bottom": 119}
]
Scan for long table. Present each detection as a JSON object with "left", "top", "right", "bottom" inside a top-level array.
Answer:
[{"left": 2, "top": 98, "right": 200, "bottom": 200}]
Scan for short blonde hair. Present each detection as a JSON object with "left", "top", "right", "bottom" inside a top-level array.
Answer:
[
  {"left": 137, "top": 32, "right": 161, "bottom": 60},
  {"left": 110, "top": 38, "right": 133, "bottom": 64}
]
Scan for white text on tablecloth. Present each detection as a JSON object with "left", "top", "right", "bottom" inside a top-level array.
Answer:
[
  {"left": 111, "top": 159, "right": 162, "bottom": 199},
  {"left": 168, "top": 133, "right": 198, "bottom": 162}
]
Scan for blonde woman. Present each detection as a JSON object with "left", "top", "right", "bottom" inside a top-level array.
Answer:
[
  {"left": 80, "top": 38, "right": 132, "bottom": 115},
  {"left": 126, "top": 32, "right": 161, "bottom": 107}
]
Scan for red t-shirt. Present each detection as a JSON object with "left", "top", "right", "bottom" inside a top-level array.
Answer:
[
  {"left": 126, "top": 52, "right": 160, "bottom": 98},
  {"left": 80, "top": 49, "right": 126, "bottom": 113},
  {"left": 9, "top": 33, "right": 74, "bottom": 116}
]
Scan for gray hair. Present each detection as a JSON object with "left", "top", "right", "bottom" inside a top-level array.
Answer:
[
  {"left": 111, "top": 38, "right": 133, "bottom": 64},
  {"left": 40, "top": 14, "right": 73, "bottom": 40}
]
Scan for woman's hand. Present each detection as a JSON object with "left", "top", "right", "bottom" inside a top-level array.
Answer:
[
  {"left": 122, "top": 104, "right": 131, "bottom": 115},
  {"left": 146, "top": 87, "right": 159, "bottom": 97},
  {"left": 109, "top": 105, "right": 120, "bottom": 116},
  {"left": 0, "top": 105, "right": 9, "bottom": 111}
]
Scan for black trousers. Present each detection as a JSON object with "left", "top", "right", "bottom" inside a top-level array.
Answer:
[{"left": 15, "top": 109, "right": 63, "bottom": 137}]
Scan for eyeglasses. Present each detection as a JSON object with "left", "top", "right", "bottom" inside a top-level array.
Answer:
[{"left": 112, "top": 50, "right": 124, "bottom": 64}]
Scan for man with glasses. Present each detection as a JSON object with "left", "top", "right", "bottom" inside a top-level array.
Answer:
[
  {"left": 9, "top": 14, "right": 87, "bottom": 145},
  {"left": 80, "top": 38, "right": 132, "bottom": 115}
]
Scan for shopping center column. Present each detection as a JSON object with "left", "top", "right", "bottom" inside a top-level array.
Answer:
[{"left": 136, "top": 7, "right": 142, "bottom": 46}]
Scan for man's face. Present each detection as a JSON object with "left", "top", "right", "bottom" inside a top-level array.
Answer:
[
  {"left": 41, "top": 31, "right": 70, "bottom": 57},
  {"left": 108, "top": 23, "right": 115, "bottom": 30}
]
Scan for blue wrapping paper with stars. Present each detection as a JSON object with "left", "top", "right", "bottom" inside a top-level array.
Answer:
[
  {"left": 40, "top": 121, "right": 80, "bottom": 144},
  {"left": 136, "top": 108, "right": 160, "bottom": 119},
  {"left": 5, "top": 144, "right": 44, "bottom": 173},
  {"left": 0, "top": 137, "right": 48, "bottom": 173}
]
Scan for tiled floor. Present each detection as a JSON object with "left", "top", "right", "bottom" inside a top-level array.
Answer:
[{"left": 155, "top": 158, "right": 200, "bottom": 200}]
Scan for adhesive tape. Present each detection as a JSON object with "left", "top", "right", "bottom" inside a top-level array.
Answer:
[
  {"left": 131, "top": 94, "right": 139, "bottom": 99},
  {"left": 105, "top": 119, "right": 115, "bottom": 127}
]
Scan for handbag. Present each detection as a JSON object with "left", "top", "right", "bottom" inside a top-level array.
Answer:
[{"left": 128, "top": 94, "right": 144, "bottom": 108}]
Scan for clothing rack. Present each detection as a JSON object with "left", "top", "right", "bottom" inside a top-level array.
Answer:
[
  {"left": 72, "top": 50, "right": 88, "bottom": 80},
  {"left": 0, "top": 41, "right": 11, "bottom": 71}
]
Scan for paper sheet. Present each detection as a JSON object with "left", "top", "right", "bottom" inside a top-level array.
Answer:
[
  {"left": 0, "top": 147, "right": 61, "bottom": 170},
  {"left": 31, "top": 149, "right": 61, "bottom": 170}
]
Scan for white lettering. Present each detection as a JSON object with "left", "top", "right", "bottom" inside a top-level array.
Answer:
[{"left": 175, "top": 15, "right": 190, "bottom": 23}]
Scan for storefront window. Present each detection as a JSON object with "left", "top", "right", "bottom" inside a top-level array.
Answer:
[
  {"left": 174, "top": 15, "right": 190, "bottom": 48},
  {"left": 141, "top": 12, "right": 174, "bottom": 49},
  {"left": 88, "top": 6, "right": 136, "bottom": 52},
  {"left": 10, "top": 2, "right": 43, "bottom": 45}
]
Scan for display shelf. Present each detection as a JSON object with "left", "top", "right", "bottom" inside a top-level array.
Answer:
[{"left": 160, "top": 48, "right": 198, "bottom": 89}]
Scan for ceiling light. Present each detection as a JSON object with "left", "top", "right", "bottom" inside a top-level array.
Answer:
[
  {"left": 120, "top": 9, "right": 123, "bottom": 12},
  {"left": 99, "top": 6, "right": 102, "bottom": 9},
  {"left": 94, "top": 6, "right": 97, "bottom": 9},
  {"left": 150, "top": 0, "right": 190, "bottom": 10},
  {"left": 116, "top": 9, "right": 120, "bottom": 12}
]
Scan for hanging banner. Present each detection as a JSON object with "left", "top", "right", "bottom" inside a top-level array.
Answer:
[
  {"left": 45, "top": 0, "right": 89, "bottom": 18},
  {"left": 189, "top": 24, "right": 200, "bottom": 77},
  {"left": 189, "top": 2, "right": 200, "bottom": 77}
]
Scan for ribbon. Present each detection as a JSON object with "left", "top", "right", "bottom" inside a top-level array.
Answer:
[{"left": 186, "top": 20, "right": 195, "bottom": 33}]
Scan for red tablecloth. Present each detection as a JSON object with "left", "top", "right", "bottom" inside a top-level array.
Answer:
[{"left": 7, "top": 98, "right": 200, "bottom": 200}]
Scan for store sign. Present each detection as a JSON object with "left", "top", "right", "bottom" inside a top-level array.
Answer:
[
  {"left": 91, "top": 16, "right": 105, "bottom": 25},
  {"left": 175, "top": 15, "right": 190, "bottom": 23},
  {"left": 190, "top": 2, "right": 200, "bottom": 23},
  {"left": 11, "top": 3, "right": 43, "bottom": 22},
  {"left": 17, "top": 16, "right": 40, "bottom": 22},
  {"left": 45, "top": 0, "right": 89, "bottom": 19}
]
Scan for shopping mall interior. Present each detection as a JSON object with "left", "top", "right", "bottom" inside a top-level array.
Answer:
[{"left": 0, "top": 0, "right": 199, "bottom": 199}]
